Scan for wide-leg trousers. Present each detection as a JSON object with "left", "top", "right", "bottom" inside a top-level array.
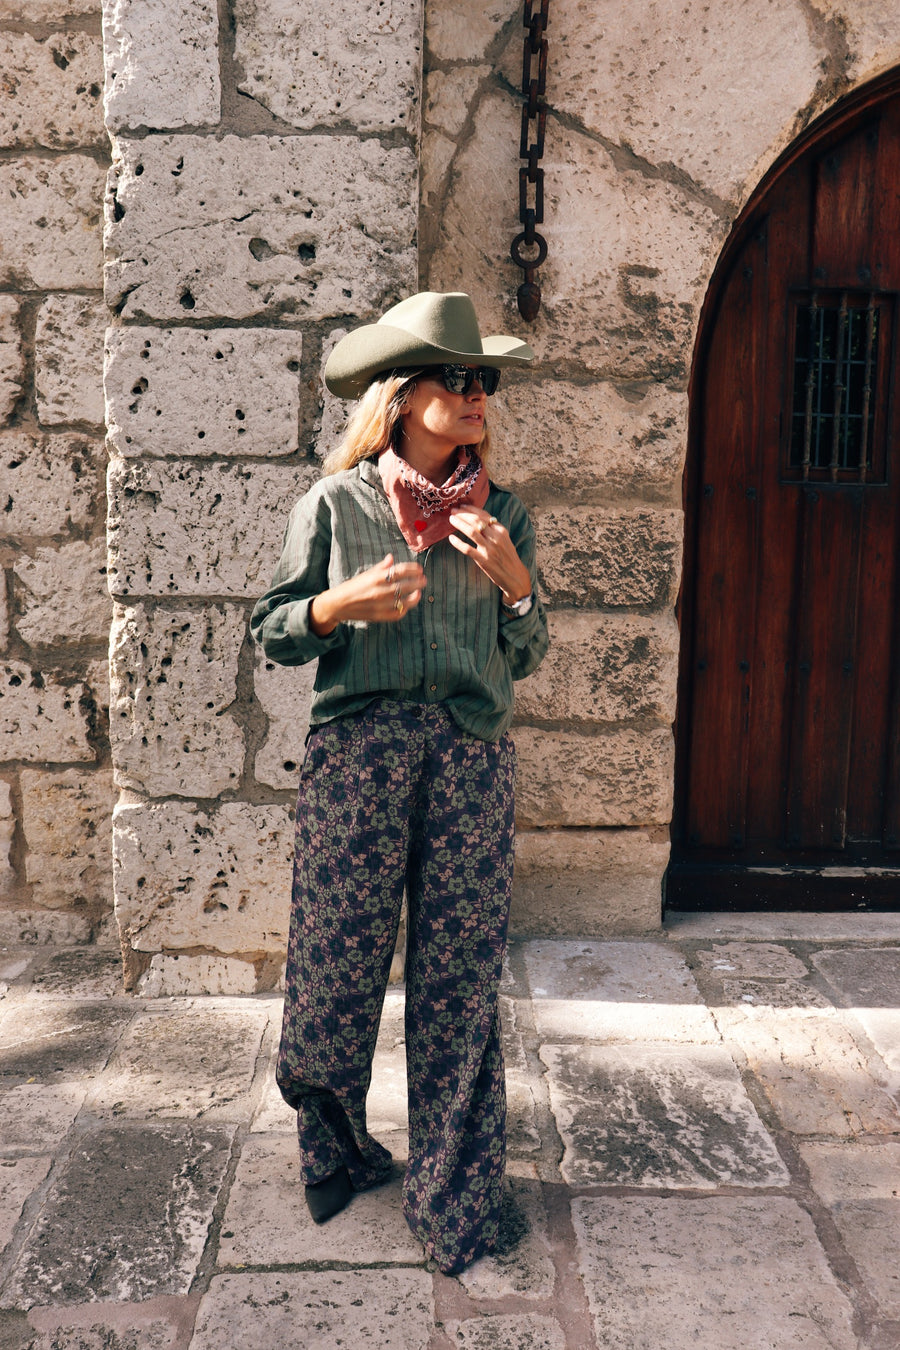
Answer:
[{"left": 276, "top": 698, "right": 516, "bottom": 1274}]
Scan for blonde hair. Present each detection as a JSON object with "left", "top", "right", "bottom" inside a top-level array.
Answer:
[{"left": 322, "top": 368, "right": 492, "bottom": 476}]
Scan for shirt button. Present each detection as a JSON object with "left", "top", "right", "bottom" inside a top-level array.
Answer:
[
  {"left": 430, "top": 684, "right": 437, "bottom": 692},
  {"left": 427, "top": 595, "right": 435, "bottom": 603},
  {"left": 430, "top": 642, "right": 437, "bottom": 650}
]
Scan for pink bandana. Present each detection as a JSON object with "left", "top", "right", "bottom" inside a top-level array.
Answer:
[{"left": 378, "top": 445, "right": 490, "bottom": 552}]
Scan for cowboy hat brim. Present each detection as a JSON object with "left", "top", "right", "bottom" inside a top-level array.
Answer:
[{"left": 324, "top": 321, "right": 534, "bottom": 399}]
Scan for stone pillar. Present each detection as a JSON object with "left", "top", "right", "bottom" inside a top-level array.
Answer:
[
  {"left": 0, "top": 3, "right": 113, "bottom": 945},
  {"left": 102, "top": 0, "right": 422, "bottom": 992}
]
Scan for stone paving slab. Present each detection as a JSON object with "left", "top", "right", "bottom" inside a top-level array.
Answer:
[
  {"left": 541, "top": 1043, "right": 787, "bottom": 1188},
  {"left": 572, "top": 1197, "right": 858, "bottom": 1349},
  {"left": 811, "top": 947, "right": 900, "bottom": 1071},
  {"left": 29, "top": 950, "right": 123, "bottom": 1000},
  {"left": 445, "top": 1313, "right": 566, "bottom": 1350},
  {"left": 801, "top": 1141, "right": 900, "bottom": 1318},
  {"left": 3, "top": 1124, "right": 233, "bottom": 1309},
  {"left": 0, "top": 1157, "right": 51, "bottom": 1259},
  {"left": 692, "top": 941, "right": 812, "bottom": 979},
  {"left": 715, "top": 1006, "right": 900, "bottom": 1136},
  {"left": 88, "top": 1004, "right": 268, "bottom": 1119},
  {"left": 458, "top": 1169, "right": 556, "bottom": 1300},
  {"left": 665, "top": 912, "right": 900, "bottom": 940},
  {"left": 20, "top": 1298, "right": 190, "bottom": 1350},
  {"left": 217, "top": 1135, "right": 423, "bottom": 1267},
  {"left": 0, "top": 1004, "right": 133, "bottom": 1079},
  {"left": 0, "top": 1084, "right": 86, "bottom": 1153},
  {"left": 188, "top": 1271, "right": 434, "bottom": 1349},
  {"left": 524, "top": 940, "right": 719, "bottom": 1043}
]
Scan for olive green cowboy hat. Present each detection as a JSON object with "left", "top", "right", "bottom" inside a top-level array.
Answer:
[{"left": 323, "top": 291, "right": 535, "bottom": 399}]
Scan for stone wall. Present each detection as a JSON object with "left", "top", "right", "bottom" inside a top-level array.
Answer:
[
  {"left": 0, "top": 2, "right": 112, "bottom": 945},
  {"left": 102, "top": 0, "right": 422, "bottom": 992},
  {"left": 420, "top": 0, "right": 900, "bottom": 936}
]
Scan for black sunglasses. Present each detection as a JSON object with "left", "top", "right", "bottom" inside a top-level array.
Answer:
[{"left": 436, "top": 364, "right": 501, "bottom": 397}]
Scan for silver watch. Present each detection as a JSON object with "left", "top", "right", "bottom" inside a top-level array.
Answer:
[{"left": 502, "top": 591, "right": 534, "bottom": 617}]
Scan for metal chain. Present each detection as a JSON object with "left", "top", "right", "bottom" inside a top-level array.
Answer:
[{"left": 511, "top": 0, "right": 550, "bottom": 321}]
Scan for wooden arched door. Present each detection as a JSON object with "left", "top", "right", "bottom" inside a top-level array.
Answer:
[{"left": 670, "top": 73, "right": 900, "bottom": 909}]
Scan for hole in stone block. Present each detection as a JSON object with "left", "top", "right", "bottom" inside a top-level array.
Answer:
[
  {"left": 249, "top": 237, "right": 275, "bottom": 261},
  {"left": 180, "top": 289, "right": 196, "bottom": 310},
  {"left": 298, "top": 244, "right": 316, "bottom": 262}
]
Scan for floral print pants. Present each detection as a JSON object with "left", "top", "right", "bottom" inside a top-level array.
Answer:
[{"left": 276, "top": 698, "right": 516, "bottom": 1274}]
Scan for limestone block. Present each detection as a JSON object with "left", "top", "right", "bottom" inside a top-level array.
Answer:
[
  {"left": 106, "top": 326, "right": 303, "bottom": 458},
  {"left": 253, "top": 649, "right": 316, "bottom": 789},
  {"left": 109, "top": 603, "right": 245, "bottom": 798},
  {"left": 32, "top": 950, "right": 123, "bottom": 998},
  {"left": 136, "top": 953, "right": 257, "bottom": 997},
  {"left": 20, "top": 767, "right": 113, "bottom": 909},
  {"left": 0, "top": 156, "right": 104, "bottom": 290},
  {"left": 0, "top": 1085, "right": 86, "bottom": 1153},
  {"left": 0, "top": 0, "right": 96, "bottom": 17},
  {"left": 513, "top": 726, "right": 674, "bottom": 828},
  {"left": 571, "top": 1197, "right": 857, "bottom": 1349},
  {"left": 5, "top": 1124, "right": 233, "bottom": 1308},
  {"left": 457, "top": 1169, "right": 556, "bottom": 1299},
  {"left": 0, "top": 1157, "right": 53, "bottom": 1259},
  {"left": 422, "top": 67, "right": 489, "bottom": 213},
  {"left": 0, "top": 1003, "right": 133, "bottom": 1077},
  {"left": 0, "top": 31, "right": 104, "bottom": 151},
  {"left": 102, "top": 0, "right": 220, "bottom": 131},
  {"left": 112, "top": 800, "right": 293, "bottom": 955},
  {"left": 106, "top": 458, "right": 317, "bottom": 598},
  {"left": 191, "top": 1272, "right": 434, "bottom": 1349},
  {"left": 812, "top": 947, "right": 900, "bottom": 1072},
  {"left": 1, "top": 662, "right": 93, "bottom": 764},
  {"left": 91, "top": 1003, "right": 268, "bottom": 1118},
  {"left": 0, "top": 908, "right": 92, "bottom": 945},
  {"left": 523, "top": 939, "right": 717, "bottom": 1043},
  {"left": 801, "top": 1141, "right": 900, "bottom": 1318},
  {"left": 233, "top": 0, "right": 421, "bottom": 132},
  {"left": 695, "top": 942, "right": 811, "bottom": 980},
  {"left": 510, "top": 828, "right": 666, "bottom": 935},
  {"left": 425, "top": 0, "right": 518, "bottom": 60},
  {"left": 515, "top": 611, "right": 679, "bottom": 725},
  {"left": 105, "top": 135, "right": 417, "bottom": 320},
  {"left": 0, "top": 576, "right": 7, "bottom": 651},
  {"left": 810, "top": 0, "right": 900, "bottom": 81},
  {"left": 23, "top": 1310, "right": 182, "bottom": 1350},
  {"left": 34, "top": 295, "right": 106, "bottom": 426},
  {"left": 313, "top": 327, "right": 351, "bottom": 456},
  {"left": 0, "top": 433, "right": 104, "bottom": 538},
  {"left": 0, "top": 295, "right": 24, "bottom": 424},
  {"left": 489, "top": 380, "right": 687, "bottom": 503},
  {"left": 541, "top": 0, "right": 826, "bottom": 203},
  {"left": 446, "top": 1316, "right": 565, "bottom": 1350},
  {"left": 13, "top": 539, "right": 111, "bottom": 647},
  {"left": 535, "top": 506, "right": 683, "bottom": 609},
  {"left": 425, "top": 93, "right": 725, "bottom": 381},
  {"left": 0, "top": 778, "right": 13, "bottom": 896},
  {"left": 218, "top": 1135, "right": 424, "bottom": 1266}
]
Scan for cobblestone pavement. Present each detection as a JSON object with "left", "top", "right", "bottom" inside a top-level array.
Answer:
[{"left": 1, "top": 913, "right": 899, "bottom": 1349}]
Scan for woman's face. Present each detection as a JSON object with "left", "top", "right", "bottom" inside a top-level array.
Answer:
[{"left": 399, "top": 367, "right": 487, "bottom": 450}]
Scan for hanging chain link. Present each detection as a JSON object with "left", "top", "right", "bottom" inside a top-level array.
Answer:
[{"left": 511, "top": 0, "right": 550, "bottom": 321}]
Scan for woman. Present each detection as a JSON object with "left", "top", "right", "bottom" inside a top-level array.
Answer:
[{"left": 251, "top": 291, "right": 549, "bottom": 1274}]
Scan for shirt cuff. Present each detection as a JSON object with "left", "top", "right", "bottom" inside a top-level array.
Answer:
[
  {"left": 498, "top": 595, "right": 543, "bottom": 647},
  {"left": 286, "top": 597, "right": 349, "bottom": 656}
]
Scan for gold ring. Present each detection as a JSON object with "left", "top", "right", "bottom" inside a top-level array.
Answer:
[
  {"left": 489, "top": 516, "right": 498, "bottom": 526},
  {"left": 395, "top": 598, "right": 405, "bottom": 614},
  {"left": 387, "top": 564, "right": 395, "bottom": 584}
]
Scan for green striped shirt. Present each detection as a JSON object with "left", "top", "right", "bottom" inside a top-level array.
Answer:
[{"left": 250, "top": 457, "right": 549, "bottom": 741}]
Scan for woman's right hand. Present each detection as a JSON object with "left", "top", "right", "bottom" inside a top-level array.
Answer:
[{"left": 309, "top": 554, "right": 425, "bottom": 636}]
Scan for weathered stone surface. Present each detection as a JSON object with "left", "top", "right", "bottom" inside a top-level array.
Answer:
[
  {"left": 109, "top": 603, "right": 245, "bottom": 798},
  {"left": 106, "top": 135, "right": 417, "bottom": 320},
  {"left": 20, "top": 767, "right": 113, "bottom": 909},
  {"left": 716, "top": 1006, "right": 900, "bottom": 1136},
  {"left": 0, "top": 663, "right": 93, "bottom": 765},
  {"left": 23, "top": 1307, "right": 182, "bottom": 1350},
  {"left": 523, "top": 940, "right": 718, "bottom": 1043},
  {"left": 191, "top": 1272, "right": 434, "bottom": 1349},
  {"left": 458, "top": 1169, "right": 556, "bottom": 1299},
  {"left": 812, "top": 947, "right": 900, "bottom": 1072},
  {"left": 515, "top": 611, "right": 678, "bottom": 724},
  {"left": 250, "top": 1065, "right": 297, "bottom": 1134},
  {"left": 810, "top": 0, "right": 900, "bottom": 82},
  {"left": 665, "top": 911, "right": 900, "bottom": 941},
  {"left": 572, "top": 1197, "right": 857, "bottom": 1349},
  {"left": 102, "top": 0, "right": 220, "bottom": 131},
  {"left": 513, "top": 727, "right": 674, "bottom": 828},
  {"left": 13, "top": 540, "right": 110, "bottom": 647},
  {"left": 0, "top": 32, "right": 104, "bottom": 151},
  {"left": 511, "top": 829, "right": 667, "bottom": 936},
  {"left": 0, "top": 1084, "right": 86, "bottom": 1152},
  {"left": 112, "top": 800, "right": 293, "bottom": 956},
  {"left": 0, "top": 0, "right": 97, "bottom": 19},
  {"left": 421, "top": 67, "right": 489, "bottom": 216},
  {"left": 801, "top": 1140, "right": 900, "bottom": 1318},
  {"left": 489, "top": 380, "right": 687, "bottom": 504},
  {"left": 218, "top": 1135, "right": 423, "bottom": 1266},
  {"left": 31, "top": 949, "right": 122, "bottom": 999},
  {"left": 137, "top": 953, "right": 258, "bottom": 997},
  {"left": 426, "top": 94, "right": 725, "bottom": 380},
  {"left": 695, "top": 942, "right": 811, "bottom": 980},
  {"left": 0, "top": 909, "right": 92, "bottom": 946},
  {"left": 4, "top": 1124, "right": 233, "bottom": 1307},
  {"left": 0, "top": 780, "right": 13, "bottom": 897},
  {"left": 446, "top": 1315, "right": 566, "bottom": 1350},
  {"left": 34, "top": 295, "right": 106, "bottom": 426},
  {"left": 0, "top": 1156, "right": 52, "bottom": 1258},
  {"left": 425, "top": 0, "right": 518, "bottom": 61},
  {"left": 542, "top": 0, "right": 826, "bottom": 203},
  {"left": 106, "top": 459, "right": 316, "bottom": 598},
  {"left": 720, "top": 978, "right": 835, "bottom": 1010},
  {"left": 92, "top": 1004, "right": 267, "bottom": 1119},
  {"left": 535, "top": 506, "right": 683, "bottom": 609},
  {"left": 0, "top": 156, "right": 104, "bottom": 290},
  {"left": 0, "top": 1003, "right": 131, "bottom": 1077},
  {"left": 234, "top": 0, "right": 421, "bottom": 132},
  {"left": 0, "top": 296, "right": 24, "bottom": 424},
  {"left": 542, "top": 1042, "right": 786, "bottom": 1187},
  {"left": 105, "top": 326, "right": 304, "bottom": 458},
  {"left": 0, "top": 433, "right": 104, "bottom": 538},
  {"left": 253, "top": 649, "right": 316, "bottom": 789}
]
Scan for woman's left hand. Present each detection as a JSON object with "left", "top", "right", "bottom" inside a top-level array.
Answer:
[{"left": 448, "top": 508, "right": 533, "bottom": 607}]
